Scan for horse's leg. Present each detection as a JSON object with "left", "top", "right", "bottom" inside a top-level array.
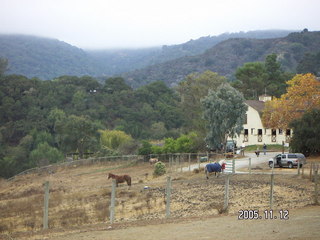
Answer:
[{"left": 205, "top": 167, "right": 209, "bottom": 179}]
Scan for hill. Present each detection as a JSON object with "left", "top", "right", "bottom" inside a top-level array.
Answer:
[
  {"left": 87, "top": 30, "right": 293, "bottom": 76},
  {"left": 123, "top": 30, "right": 320, "bottom": 87},
  {"left": 0, "top": 30, "right": 293, "bottom": 80},
  {"left": 0, "top": 35, "right": 96, "bottom": 79}
]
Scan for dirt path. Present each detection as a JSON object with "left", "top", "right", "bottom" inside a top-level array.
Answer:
[{"left": 46, "top": 206, "right": 320, "bottom": 240}]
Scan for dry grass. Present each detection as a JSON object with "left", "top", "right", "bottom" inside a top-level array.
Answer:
[{"left": 0, "top": 157, "right": 318, "bottom": 235}]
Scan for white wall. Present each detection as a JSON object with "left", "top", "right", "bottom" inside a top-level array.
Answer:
[{"left": 231, "top": 105, "right": 291, "bottom": 147}]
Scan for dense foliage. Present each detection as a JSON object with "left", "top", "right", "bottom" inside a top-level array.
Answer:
[
  {"left": 232, "top": 54, "right": 294, "bottom": 99},
  {"left": 289, "top": 109, "right": 320, "bottom": 156},
  {"left": 0, "top": 74, "right": 184, "bottom": 178},
  {"left": 202, "top": 83, "right": 247, "bottom": 150}
]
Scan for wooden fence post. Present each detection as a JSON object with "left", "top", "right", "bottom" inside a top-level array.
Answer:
[
  {"left": 188, "top": 153, "right": 191, "bottom": 172},
  {"left": 166, "top": 176, "right": 172, "bottom": 218},
  {"left": 43, "top": 181, "right": 50, "bottom": 229},
  {"left": 232, "top": 158, "right": 235, "bottom": 174},
  {"left": 110, "top": 179, "right": 116, "bottom": 224},
  {"left": 197, "top": 153, "right": 200, "bottom": 170},
  {"left": 248, "top": 158, "right": 251, "bottom": 174},
  {"left": 223, "top": 174, "right": 230, "bottom": 211},
  {"left": 315, "top": 169, "right": 319, "bottom": 205},
  {"left": 269, "top": 174, "right": 274, "bottom": 209},
  {"left": 297, "top": 160, "right": 300, "bottom": 175}
]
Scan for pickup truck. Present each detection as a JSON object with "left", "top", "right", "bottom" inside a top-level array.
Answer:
[{"left": 268, "top": 153, "right": 306, "bottom": 168}]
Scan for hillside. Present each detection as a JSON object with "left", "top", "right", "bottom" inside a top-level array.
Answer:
[
  {"left": 0, "top": 30, "right": 293, "bottom": 80},
  {"left": 123, "top": 30, "right": 320, "bottom": 88},
  {"left": 0, "top": 35, "right": 96, "bottom": 79},
  {"left": 87, "top": 30, "right": 293, "bottom": 76}
]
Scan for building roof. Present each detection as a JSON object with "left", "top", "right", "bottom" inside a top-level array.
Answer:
[{"left": 245, "top": 100, "right": 265, "bottom": 115}]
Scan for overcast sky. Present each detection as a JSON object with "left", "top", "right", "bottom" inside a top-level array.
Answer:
[{"left": 1, "top": 0, "right": 319, "bottom": 49}]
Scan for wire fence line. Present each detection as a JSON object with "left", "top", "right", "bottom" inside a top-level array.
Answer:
[
  {"left": 3, "top": 155, "right": 319, "bottom": 232},
  {"left": 7, "top": 152, "right": 226, "bottom": 181}
]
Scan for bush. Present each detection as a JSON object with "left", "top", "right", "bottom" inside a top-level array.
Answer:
[{"left": 153, "top": 161, "right": 166, "bottom": 176}]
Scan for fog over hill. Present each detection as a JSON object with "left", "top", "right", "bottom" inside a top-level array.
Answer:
[{"left": 0, "top": 29, "right": 299, "bottom": 83}]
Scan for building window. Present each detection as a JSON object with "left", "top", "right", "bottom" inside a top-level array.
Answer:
[
  {"left": 286, "top": 129, "right": 291, "bottom": 136},
  {"left": 251, "top": 128, "right": 255, "bottom": 135},
  {"left": 279, "top": 129, "right": 283, "bottom": 135},
  {"left": 258, "top": 129, "right": 263, "bottom": 135},
  {"left": 244, "top": 129, "right": 249, "bottom": 136},
  {"left": 272, "top": 129, "right": 276, "bottom": 136}
]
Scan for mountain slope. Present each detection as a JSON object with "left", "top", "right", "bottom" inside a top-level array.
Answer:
[
  {"left": 88, "top": 30, "right": 293, "bottom": 75},
  {"left": 0, "top": 30, "right": 293, "bottom": 80},
  {"left": 123, "top": 30, "right": 320, "bottom": 87},
  {"left": 0, "top": 35, "right": 96, "bottom": 79}
]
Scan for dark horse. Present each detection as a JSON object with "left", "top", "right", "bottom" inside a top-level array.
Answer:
[
  {"left": 204, "top": 163, "right": 222, "bottom": 179},
  {"left": 108, "top": 173, "right": 131, "bottom": 187}
]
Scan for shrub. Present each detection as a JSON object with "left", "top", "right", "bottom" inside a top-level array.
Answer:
[{"left": 153, "top": 161, "right": 166, "bottom": 176}]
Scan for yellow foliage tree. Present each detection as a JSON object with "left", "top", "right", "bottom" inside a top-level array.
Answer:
[
  {"left": 99, "top": 129, "right": 133, "bottom": 151},
  {"left": 262, "top": 73, "right": 320, "bottom": 129}
]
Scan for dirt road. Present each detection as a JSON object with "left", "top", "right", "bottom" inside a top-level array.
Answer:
[{"left": 48, "top": 206, "right": 320, "bottom": 240}]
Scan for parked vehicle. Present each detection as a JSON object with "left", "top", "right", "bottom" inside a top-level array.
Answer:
[
  {"left": 268, "top": 153, "right": 306, "bottom": 168},
  {"left": 226, "top": 140, "right": 237, "bottom": 153}
]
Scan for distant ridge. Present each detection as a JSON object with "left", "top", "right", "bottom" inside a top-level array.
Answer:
[
  {"left": 123, "top": 30, "right": 320, "bottom": 87},
  {"left": 0, "top": 30, "right": 295, "bottom": 81}
]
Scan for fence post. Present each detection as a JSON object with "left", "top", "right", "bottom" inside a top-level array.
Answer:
[
  {"left": 269, "top": 173, "right": 274, "bottom": 209},
  {"left": 315, "top": 169, "right": 319, "bottom": 205},
  {"left": 232, "top": 158, "right": 235, "bottom": 174},
  {"left": 110, "top": 179, "right": 116, "bottom": 224},
  {"left": 310, "top": 163, "right": 314, "bottom": 181},
  {"left": 166, "top": 176, "right": 172, "bottom": 218},
  {"left": 223, "top": 174, "right": 230, "bottom": 211},
  {"left": 197, "top": 153, "right": 200, "bottom": 170},
  {"left": 188, "top": 153, "right": 191, "bottom": 172},
  {"left": 248, "top": 158, "right": 251, "bottom": 174},
  {"left": 297, "top": 160, "right": 300, "bottom": 175},
  {"left": 43, "top": 181, "right": 50, "bottom": 229}
]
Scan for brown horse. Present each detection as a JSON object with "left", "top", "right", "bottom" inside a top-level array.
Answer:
[{"left": 108, "top": 173, "right": 131, "bottom": 187}]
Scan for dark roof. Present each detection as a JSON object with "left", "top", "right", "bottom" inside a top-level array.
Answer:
[{"left": 245, "top": 100, "right": 265, "bottom": 114}]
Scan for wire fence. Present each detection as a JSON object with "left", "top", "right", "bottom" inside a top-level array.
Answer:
[{"left": 1, "top": 154, "right": 319, "bottom": 235}]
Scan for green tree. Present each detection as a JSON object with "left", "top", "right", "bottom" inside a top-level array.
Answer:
[
  {"left": 289, "top": 109, "right": 320, "bottom": 156},
  {"left": 297, "top": 52, "right": 320, "bottom": 76},
  {"left": 202, "top": 83, "right": 247, "bottom": 151},
  {"left": 29, "top": 142, "right": 64, "bottom": 167},
  {"left": 138, "top": 140, "right": 153, "bottom": 155},
  {"left": 176, "top": 71, "right": 226, "bottom": 136},
  {"left": 153, "top": 161, "right": 166, "bottom": 176},
  {"left": 264, "top": 53, "right": 288, "bottom": 97},
  {"left": 234, "top": 62, "right": 267, "bottom": 99},
  {"left": 150, "top": 122, "right": 167, "bottom": 140},
  {"left": 56, "top": 115, "right": 100, "bottom": 158}
]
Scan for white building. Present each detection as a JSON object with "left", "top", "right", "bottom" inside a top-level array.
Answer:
[{"left": 233, "top": 95, "right": 291, "bottom": 146}]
